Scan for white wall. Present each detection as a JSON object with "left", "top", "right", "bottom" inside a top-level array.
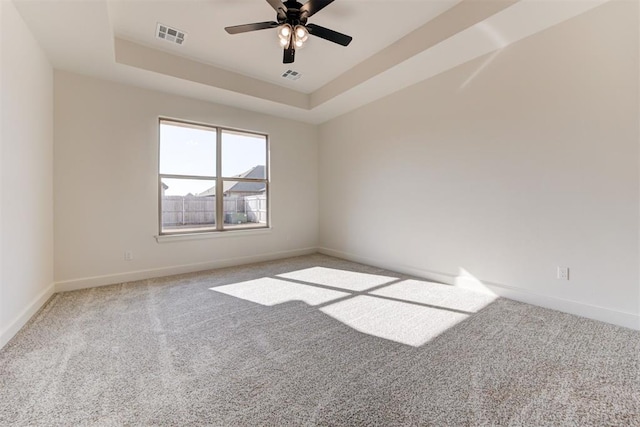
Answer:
[
  {"left": 0, "top": 0, "right": 54, "bottom": 347},
  {"left": 54, "top": 72, "right": 318, "bottom": 289},
  {"left": 319, "top": 1, "right": 640, "bottom": 329}
]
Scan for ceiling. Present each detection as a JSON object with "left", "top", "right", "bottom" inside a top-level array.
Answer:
[
  {"left": 109, "top": 0, "right": 461, "bottom": 94},
  {"left": 13, "top": 0, "right": 611, "bottom": 124}
]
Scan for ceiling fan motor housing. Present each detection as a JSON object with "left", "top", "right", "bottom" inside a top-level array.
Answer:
[{"left": 278, "top": 1, "right": 308, "bottom": 26}]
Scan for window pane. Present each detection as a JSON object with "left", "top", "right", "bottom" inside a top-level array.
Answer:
[
  {"left": 160, "top": 178, "right": 216, "bottom": 233},
  {"left": 160, "top": 122, "right": 216, "bottom": 177},
  {"left": 222, "top": 180, "right": 268, "bottom": 230},
  {"left": 221, "top": 130, "right": 266, "bottom": 178}
]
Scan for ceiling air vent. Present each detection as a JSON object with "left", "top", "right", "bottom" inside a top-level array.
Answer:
[
  {"left": 282, "top": 70, "right": 301, "bottom": 81},
  {"left": 156, "top": 23, "right": 186, "bottom": 45}
]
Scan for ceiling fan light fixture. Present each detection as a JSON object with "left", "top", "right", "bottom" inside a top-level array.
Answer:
[
  {"left": 277, "top": 24, "right": 292, "bottom": 40},
  {"left": 277, "top": 24, "right": 293, "bottom": 48},
  {"left": 294, "top": 25, "right": 309, "bottom": 42},
  {"left": 291, "top": 25, "right": 309, "bottom": 49}
]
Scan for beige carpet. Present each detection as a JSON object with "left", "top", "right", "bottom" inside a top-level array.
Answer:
[{"left": 1, "top": 254, "right": 638, "bottom": 426}]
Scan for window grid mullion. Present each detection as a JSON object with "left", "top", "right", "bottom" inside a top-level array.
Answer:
[
  {"left": 159, "top": 174, "right": 217, "bottom": 181},
  {"left": 220, "top": 178, "right": 268, "bottom": 183},
  {"left": 215, "top": 127, "right": 223, "bottom": 231}
]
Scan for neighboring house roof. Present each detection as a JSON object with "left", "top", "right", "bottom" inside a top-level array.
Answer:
[
  {"left": 227, "top": 180, "right": 265, "bottom": 193},
  {"left": 197, "top": 186, "right": 216, "bottom": 197},
  {"left": 197, "top": 165, "right": 266, "bottom": 197}
]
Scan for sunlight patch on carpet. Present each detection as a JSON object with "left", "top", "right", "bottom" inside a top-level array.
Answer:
[
  {"left": 277, "top": 267, "right": 398, "bottom": 291},
  {"left": 210, "top": 267, "right": 498, "bottom": 347},
  {"left": 320, "top": 295, "right": 469, "bottom": 347},
  {"left": 211, "top": 277, "right": 349, "bottom": 306},
  {"left": 370, "top": 280, "right": 497, "bottom": 313}
]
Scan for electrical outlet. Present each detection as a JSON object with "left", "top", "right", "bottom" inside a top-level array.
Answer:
[
  {"left": 557, "top": 266, "right": 569, "bottom": 280},
  {"left": 124, "top": 251, "right": 133, "bottom": 261}
]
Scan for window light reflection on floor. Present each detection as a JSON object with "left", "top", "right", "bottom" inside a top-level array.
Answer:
[
  {"left": 370, "top": 280, "right": 497, "bottom": 313},
  {"left": 319, "top": 295, "right": 470, "bottom": 347},
  {"left": 277, "top": 266, "right": 397, "bottom": 292},
  {"left": 212, "top": 277, "right": 349, "bottom": 307},
  {"left": 209, "top": 267, "right": 498, "bottom": 347}
]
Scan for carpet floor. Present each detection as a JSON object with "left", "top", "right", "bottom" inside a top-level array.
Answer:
[{"left": 1, "top": 254, "right": 638, "bottom": 426}]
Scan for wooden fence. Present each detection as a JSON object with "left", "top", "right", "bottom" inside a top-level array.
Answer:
[{"left": 162, "top": 195, "right": 267, "bottom": 226}]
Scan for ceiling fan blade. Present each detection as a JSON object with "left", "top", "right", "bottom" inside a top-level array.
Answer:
[
  {"left": 265, "top": 0, "right": 287, "bottom": 15},
  {"left": 300, "top": 0, "right": 335, "bottom": 18},
  {"left": 306, "top": 23, "right": 352, "bottom": 46},
  {"left": 225, "top": 21, "right": 279, "bottom": 35},
  {"left": 283, "top": 46, "right": 295, "bottom": 64}
]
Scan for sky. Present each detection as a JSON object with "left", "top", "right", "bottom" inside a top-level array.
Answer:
[{"left": 160, "top": 123, "right": 266, "bottom": 196}]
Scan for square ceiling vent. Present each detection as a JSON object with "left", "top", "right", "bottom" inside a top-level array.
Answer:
[
  {"left": 282, "top": 70, "right": 301, "bottom": 81},
  {"left": 157, "top": 23, "right": 186, "bottom": 45}
]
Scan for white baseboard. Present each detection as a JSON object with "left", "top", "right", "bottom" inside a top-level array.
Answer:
[
  {"left": 55, "top": 247, "right": 318, "bottom": 293},
  {"left": 318, "top": 247, "right": 640, "bottom": 331},
  {"left": 0, "top": 283, "right": 55, "bottom": 350}
]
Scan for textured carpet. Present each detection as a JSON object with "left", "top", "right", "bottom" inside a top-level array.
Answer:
[{"left": 1, "top": 254, "right": 638, "bottom": 426}]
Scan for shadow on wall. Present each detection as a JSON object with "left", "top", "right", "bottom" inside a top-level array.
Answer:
[{"left": 210, "top": 266, "right": 497, "bottom": 347}]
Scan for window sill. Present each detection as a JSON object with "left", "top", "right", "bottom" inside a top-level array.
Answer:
[{"left": 155, "top": 227, "right": 272, "bottom": 243}]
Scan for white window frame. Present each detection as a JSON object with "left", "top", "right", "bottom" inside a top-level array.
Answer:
[{"left": 158, "top": 118, "right": 270, "bottom": 236}]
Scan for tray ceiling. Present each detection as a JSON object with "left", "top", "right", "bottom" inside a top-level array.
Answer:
[{"left": 13, "top": 0, "right": 611, "bottom": 124}]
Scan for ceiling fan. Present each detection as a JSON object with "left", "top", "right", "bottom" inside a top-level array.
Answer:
[{"left": 224, "top": 0, "right": 353, "bottom": 64}]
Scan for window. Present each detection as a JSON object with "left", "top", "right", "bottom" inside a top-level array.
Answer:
[{"left": 158, "top": 119, "right": 269, "bottom": 235}]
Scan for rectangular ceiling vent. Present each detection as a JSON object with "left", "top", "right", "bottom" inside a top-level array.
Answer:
[
  {"left": 156, "top": 23, "right": 186, "bottom": 45},
  {"left": 282, "top": 70, "right": 301, "bottom": 81}
]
